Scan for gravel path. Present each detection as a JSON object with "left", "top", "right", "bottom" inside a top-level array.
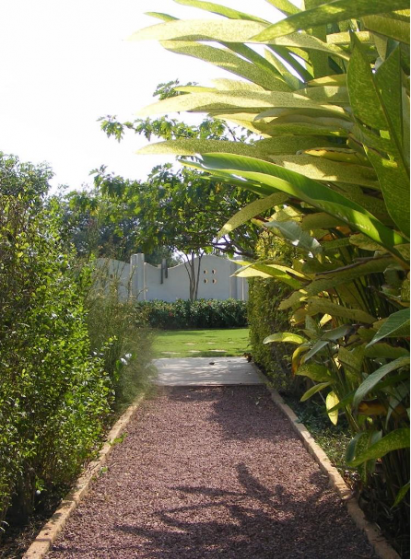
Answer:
[{"left": 48, "top": 386, "right": 376, "bottom": 559}]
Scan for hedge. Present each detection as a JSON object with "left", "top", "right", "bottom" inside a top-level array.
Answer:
[
  {"left": 247, "top": 235, "right": 303, "bottom": 395},
  {"left": 135, "top": 298, "right": 247, "bottom": 329},
  {"left": 0, "top": 155, "right": 111, "bottom": 530}
]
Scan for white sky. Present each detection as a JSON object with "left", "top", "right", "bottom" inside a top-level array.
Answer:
[{"left": 0, "top": 0, "right": 284, "bottom": 191}]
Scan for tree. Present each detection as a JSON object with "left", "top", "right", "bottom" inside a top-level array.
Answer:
[
  {"left": 55, "top": 185, "right": 178, "bottom": 266},
  {"left": 91, "top": 162, "right": 258, "bottom": 300},
  {"left": 95, "top": 80, "right": 260, "bottom": 299}
]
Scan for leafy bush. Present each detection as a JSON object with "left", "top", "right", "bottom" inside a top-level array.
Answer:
[
  {"left": 247, "top": 234, "right": 302, "bottom": 394},
  {"left": 85, "top": 264, "right": 155, "bottom": 412},
  {"left": 247, "top": 277, "right": 299, "bottom": 394},
  {"left": 136, "top": 298, "right": 247, "bottom": 329},
  {"left": 0, "top": 154, "right": 111, "bottom": 530}
]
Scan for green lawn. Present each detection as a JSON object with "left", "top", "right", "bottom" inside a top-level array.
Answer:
[{"left": 152, "top": 328, "right": 250, "bottom": 358}]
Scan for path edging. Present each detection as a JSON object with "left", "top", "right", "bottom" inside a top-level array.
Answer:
[
  {"left": 23, "top": 394, "right": 146, "bottom": 560},
  {"left": 260, "top": 373, "right": 400, "bottom": 560}
]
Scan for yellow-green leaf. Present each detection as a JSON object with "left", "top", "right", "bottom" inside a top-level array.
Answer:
[
  {"left": 326, "top": 391, "right": 340, "bottom": 425},
  {"left": 250, "top": 0, "right": 410, "bottom": 41},
  {"left": 263, "top": 332, "right": 307, "bottom": 345}
]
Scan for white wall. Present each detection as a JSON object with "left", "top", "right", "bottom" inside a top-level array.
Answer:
[{"left": 96, "top": 254, "right": 248, "bottom": 302}]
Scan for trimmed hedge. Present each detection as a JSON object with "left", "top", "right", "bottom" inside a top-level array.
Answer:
[
  {"left": 0, "top": 154, "right": 112, "bottom": 528},
  {"left": 135, "top": 299, "right": 247, "bottom": 329},
  {"left": 247, "top": 235, "right": 303, "bottom": 395}
]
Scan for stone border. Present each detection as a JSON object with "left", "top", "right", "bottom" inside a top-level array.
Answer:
[
  {"left": 258, "top": 370, "right": 400, "bottom": 560},
  {"left": 23, "top": 394, "right": 146, "bottom": 560}
]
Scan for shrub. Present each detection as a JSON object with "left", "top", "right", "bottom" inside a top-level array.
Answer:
[
  {"left": 85, "top": 263, "right": 155, "bottom": 412},
  {"left": 136, "top": 298, "right": 247, "bottom": 329},
  {"left": 0, "top": 154, "right": 111, "bottom": 530},
  {"left": 246, "top": 234, "right": 302, "bottom": 395},
  {"left": 247, "top": 277, "right": 298, "bottom": 394}
]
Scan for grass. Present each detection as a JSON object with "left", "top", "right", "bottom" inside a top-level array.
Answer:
[{"left": 152, "top": 328, "right": 250, "bottom": 358}]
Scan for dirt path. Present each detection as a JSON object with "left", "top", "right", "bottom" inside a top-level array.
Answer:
[{"left": 47, "top": 386, "right": 376, "bottom": 559}]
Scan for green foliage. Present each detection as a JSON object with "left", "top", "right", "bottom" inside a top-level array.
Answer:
[
  {"left": 135, "top": 299, "right": 247, "bottom": 330},
  {"left": 246, "top": 234, "right": 301, "bottom": 394},
  {"left": 84, "top": 265, "right": 155, "bottom": 412},
  {"left": 55, "top": 186, "right": 178, "bottom": 266},
  {"left": 135, "top": 0, "right": 410, "bottom": 551},
  {"left": 0, "top": 154, "right": 111, "bottom": 529}
]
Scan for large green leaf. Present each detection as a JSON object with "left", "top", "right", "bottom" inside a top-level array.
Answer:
[
  {"left": 133, "top": 18, "right": 348, "bottom": 60},
  {"left": 257, "top": 121, "right": 348, "bottom": 138},
  {"left": 267, "top": 154, "right": 379, "bottom": 188},
  {"left": 138, "top": 139, "right": 263, "bottom": 157},
  {"left": 306, "top": 297, "right": 376, "bottom": 324},
  {"left": 298, "top": 85, "right": 349, "bottom": 105},
  {"left": 326, "top": 30, "right": 373, "bottom": 46},
  {"left": 250, "top": 1, "right": 410, "bottom": 41},
  {"left": 266, "top": 219, "right": 323, "bottom": 255},
  {"left": 161, "top": 40, "right": 288, "bottom": 90},
  {"left": 219, "top": 192, "right": 288, "bottom": 236},
  {"left": 392, "top": 482, "right": 410, "bottom": 508},
  {"left": 300, "top": 381, "right": 332, "bottom": 402},
  {"left": 301, "top": 212, "right": 345, "bottom": 230},
  {"left": 306, "top": 256, "right": 397, "bottom": 295},
  {"left": 302, "top": 325, "right": 352, "bottom": 363},
  {"left": 338, "top": 346, "right": 364, "bottom": 376},
  {"left": 138, "top": 137, "right": 335, "bottom": 157},
  {"left": 330, "top": 185, "right": 393, "bottom": 225},
  {"left": 278, "top": 290, "right": 308, "bottom": 310},
  {"left": 233, "top": 261, "right": 303, "bottom": 288},
  {"left": 347, "top": 428, "right": 410, "bottom": 467},
  {"left": 138, "top": 90, "right": 347, "bottom": 118},
  {"left": 183, "top": 153, "right": 408, "bottom": 253},
  {"left": 366, "top": 308, "right": 410, "bottom": 347},
  {"left": 364, "top": 343, "right": 410, "bottom": 360},
  {"left": 256, "top": 136, "right": 338, "bottom": 154},
  {"left": 295, "top": 363, "right": 332, "bottom": 382},
  {"left": 172, "top": 0, "right": 270, "bottom": 23},
  {"left": 264, "top": 0, "right": 301, "bottom": 16},
  {"left": 254, "top": 113, "right": 351, "bottom": 137},
  {"left": 363, "top": 11, "right": 410, "bottom": 44},
  {"left": 353, "top": 356, "right": 410, "bottom": 408},
  {"left": 218, "top": 44, "right": 290, "bottom": 86},
  {"left": 131, "top": 18, "right": 266, "bottom": 42},
  {"left": 263, "top": 332, "right": 308, "bottom": 345},
  {"left": 348, "top": 39, "right": 410, "bottom": 236},
  {"left": 267, "top": 44, "right": 314, "bottom": 83}
]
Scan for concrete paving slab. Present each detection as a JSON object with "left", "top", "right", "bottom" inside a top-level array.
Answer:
[{"left": 153, "top": 357, "right": 264, "bottom": 386}]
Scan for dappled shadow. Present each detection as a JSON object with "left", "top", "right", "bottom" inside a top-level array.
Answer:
[
  {"left": 113, "top": 463, "right": 375, "bottom": 559},
  {"left": 48, "top": 386, "right": 376, "bottom": 560},
  {"left": 167, "top": 385, "right": 297, "bottom": 443}
]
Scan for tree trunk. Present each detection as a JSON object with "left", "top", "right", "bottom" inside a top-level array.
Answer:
[{"left": 183, "top": 251, "right": 203, "bottom": 301}]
